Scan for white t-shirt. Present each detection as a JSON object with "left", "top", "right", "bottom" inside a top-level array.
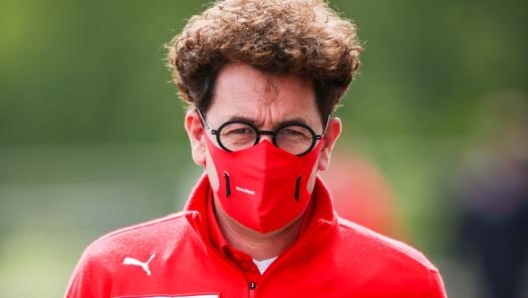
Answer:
[{"left": 252, "top": 257, "right": 278, "bottom": 274}]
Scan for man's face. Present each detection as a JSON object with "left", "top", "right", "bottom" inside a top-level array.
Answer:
[{"left": 185, "top": 63, "right": 341, "bottom": 193}]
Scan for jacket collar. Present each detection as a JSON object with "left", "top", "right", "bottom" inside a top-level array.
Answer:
[{"left": 184, "top": 173, "right": 337, "bottom": 259}]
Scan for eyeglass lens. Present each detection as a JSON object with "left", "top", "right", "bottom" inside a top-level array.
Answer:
[{"left": 217, "top": 121, "right": 316, "bottom": 155}]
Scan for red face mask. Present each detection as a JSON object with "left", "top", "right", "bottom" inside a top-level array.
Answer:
[{"left": 204, "top": 134, "right": 323, "bottom": 233}]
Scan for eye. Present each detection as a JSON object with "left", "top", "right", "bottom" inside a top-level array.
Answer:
[
  {"left": 218, "top": 122, "right": 257, "bottom": 149},
  {"left": 283, "top": 128, "right": 305, "bottom": 136},
  {"left": 279, "top": 125, "right": 312, "bottom": 139},
  {"left": 222, "top": 123, "right": 254, "bottom": 136},
  {"left": 232, "top": 127, "right": 252, "bottom": 135}
]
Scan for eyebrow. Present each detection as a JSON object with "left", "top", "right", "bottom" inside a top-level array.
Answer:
[{"left": 225, "top": 115, "right": 310, "bottom": 129}]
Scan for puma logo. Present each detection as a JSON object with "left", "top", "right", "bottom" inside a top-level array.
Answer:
[{"left": 123, "top": 253, "right": 156, "bottom": 276}]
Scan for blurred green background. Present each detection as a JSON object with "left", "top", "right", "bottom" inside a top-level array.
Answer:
[{"left": 1, "top": 0, "right": 527, "bottom": 297}]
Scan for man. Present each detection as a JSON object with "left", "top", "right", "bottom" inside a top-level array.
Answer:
[{"left": 66, "top": 1, "right": 447, "bottom": 297}]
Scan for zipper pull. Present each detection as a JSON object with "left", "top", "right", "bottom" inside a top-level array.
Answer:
[
  {"left": 249, "top": 281, "right": 256, "bottom": 290},
  {"left": 249, "top": 281, "right": 256, "bottom": 298}
]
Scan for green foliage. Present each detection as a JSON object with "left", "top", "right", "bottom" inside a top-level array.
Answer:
[{"left": 1, "top": 0, "right": 526, "bottom": 143}]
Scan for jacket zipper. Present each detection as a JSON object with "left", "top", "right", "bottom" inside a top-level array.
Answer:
[{"left": 249, "top": 281, "right": 256, "bottom": 298}]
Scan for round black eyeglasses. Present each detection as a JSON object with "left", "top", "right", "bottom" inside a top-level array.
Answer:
[{"left": 198, "top": 110, "right": 323, "bottom": 156}]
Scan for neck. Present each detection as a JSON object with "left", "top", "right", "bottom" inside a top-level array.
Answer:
[{"left": 213, "top": 198, "right": 303, "bottom": 261}]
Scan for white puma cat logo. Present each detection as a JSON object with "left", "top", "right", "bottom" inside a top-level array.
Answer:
[{"left": 123, "top": 253, "right": 156, "bottom": 276}]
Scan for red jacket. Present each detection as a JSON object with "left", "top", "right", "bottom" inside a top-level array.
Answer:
[{"left": 65, "top": 175, "right": 446, "bottom": 298}]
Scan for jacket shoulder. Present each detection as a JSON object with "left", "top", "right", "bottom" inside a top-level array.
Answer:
[
  {"left": 337, "top": 217, "right": 438, "bottom": 271},
  {"left": 72, "top": 211, "right": 192, "bottom": 276},
  {"left": 85, "top": 212, "right": 189, "bottom": 257},
  {"left": 65, "top": 212, "right": 193, "bottom": 297},
  {"left": 334, "top": 217, "right": 446, "bottom": 297}
]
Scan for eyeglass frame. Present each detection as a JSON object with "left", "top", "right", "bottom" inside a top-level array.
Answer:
[{"left": 197, "top": 109, "right": 326, "bottom": 156}]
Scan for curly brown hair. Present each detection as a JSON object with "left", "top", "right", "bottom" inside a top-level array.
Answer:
[{"left": 166, "top": 0, "right": 363, "bottom": 119}]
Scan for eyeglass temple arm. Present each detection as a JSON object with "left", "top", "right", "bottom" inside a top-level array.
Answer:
[{"left": 196, "top": 109, "right": 211, "bottom": 129}]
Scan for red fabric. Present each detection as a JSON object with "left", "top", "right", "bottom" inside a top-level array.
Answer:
[
  {"left": 65, "top": 174, "right": 446, "bottom": 298},
  {"left": 205, "top": 136, "right": 322, "bottom": 233}
]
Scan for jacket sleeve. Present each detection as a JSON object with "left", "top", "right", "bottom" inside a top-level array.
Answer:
[
  {"left": 64, "top": 247, "right": 112, "bottom": 298},
  {"left": 429, "top": 269, "right": 448, "bottom": 298}
]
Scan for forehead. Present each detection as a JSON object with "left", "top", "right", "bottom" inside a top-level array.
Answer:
[{"left": 208, "top": 64, "right": 320, "bottom": 126}]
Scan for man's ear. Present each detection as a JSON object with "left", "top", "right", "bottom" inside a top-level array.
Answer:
[
  {"left": 184, "top": 110, "right": 206, "bottom": 166},
  {"left": 318, "top": 117, "right": 342, "bottom": 171}
]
